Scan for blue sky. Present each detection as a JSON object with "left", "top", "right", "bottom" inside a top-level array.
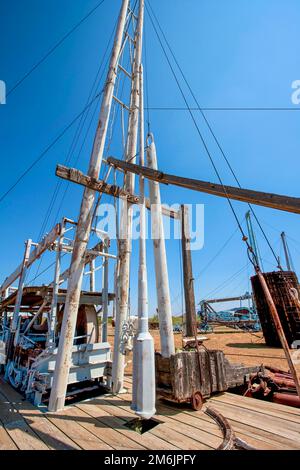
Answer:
[{"left": 1, "top": 0, "right": 300, "bottom": 315}]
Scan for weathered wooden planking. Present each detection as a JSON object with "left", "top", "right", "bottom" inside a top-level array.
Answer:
[
  {"left": 46, "top": 407, "right": 113, "bottom": 450},
  {"left": 89, "top": 395, "right": 210, "bottom": 450},
  {"left": 0, "top": 421, "right": 18, "bottom": 450},
  {"left": 220, "top": 391, "right": 300, "bottom": 417},
  {"left": 154, "top": 389, "right": 300, "bottom": 449},
  {"left": 231, "top": 429, "right": 280, "bottom": 450},
  {"left": 0, "top": 379, "right": 80, "bottom": 450},
  {"left": 75, "top": 401, "right": 176, "bottom": 450},
  {"left": 225, "top": 417, "right": 300, "bottom": 450},
  {"left": 84, "top": 398, "right": 181, "bottom": 449},
  {"left": 107, "top": 394, "right": 221, "bottom": 449},
  {"left": 74, "top": 403, "right": 150, "bottom": 450},
  {"left": 100, "top": 395, "right": 214, "bottom": 450},
  {"left": 124, "top": 376, "right": 300, "bottom": 450},
  {"left": 60, "top": 405, "right": 144, "bottom": 451},
  {"left": 206, "top": 400, "right": 300, "bottom": 443},
  {"left": 153, "top": 390, "right": 300, "bottom": 449},
  {"left": 0, "top": 392, "right": 48, "bottom": 450},
  {"left": 211, "top": 392, "right": 300, "bottom": 424},
  {"left": 208, "top": 397, "right": 300, "bottom": 437}
]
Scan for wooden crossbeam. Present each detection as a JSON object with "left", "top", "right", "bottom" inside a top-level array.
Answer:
[
  {"left": 107, "top": 157, "right": 300, "bottom": 215},
  {"left": 56, "top": 164, "right": 140, "bottom": 204},
  {"left": 56, "top": 164, "right": 181, "bottom": 219}
]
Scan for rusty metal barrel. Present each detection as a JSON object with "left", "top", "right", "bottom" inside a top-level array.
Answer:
[{"left": 251, "top": 271, "right": 300, "bottom": 347}]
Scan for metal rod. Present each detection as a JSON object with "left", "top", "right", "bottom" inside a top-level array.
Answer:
[
  {"left": 281, "top": 231, "right": 292, "bottom": 271},
  {"left": 118, "top": 63, "right": 132, "bottom": 79},
  {"left": 23, "top": 298, "right": 49, "bottom": 336},
  {"left": 48, "top": 0, "right": 130, "bottom": 412},
  {"left": 113, "top": 95, "right": 131, "bottom": 111},
  {"left": 112, "top": 0, "right": 144, "bottom": 394},
  {"left": 246, "top": 210, "right": 261, "bottom": 270},
  {"left": 146, "top": 134, "right": 175, "bottom": 357}
]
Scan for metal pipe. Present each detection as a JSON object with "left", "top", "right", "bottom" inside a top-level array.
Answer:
[
  {"left": 48, "top": 0, "right": 130, "bottom": 412},
  {"left": 146, "top": 134, "right": 175, "bottom": 357},
  {"left": 112, "top": 0, "right": 144, "bottom": 394},
  {"left": 257, "top": 270, "right": 300, "bottom": 399},
  {"left": 246, "top": 211, "right": 261, "bottom": 269},
  {"left": 23, "top": 299, "right": 49, "bottom": 336},
  {"left": 272, "top": 392, "right": 300, "bottom": 408},
  {"left": 281, "top": 231, "right": 292, "bottom": 271},
  {"left": 87, "top": 250, "right": 116, "bottom": 260}
]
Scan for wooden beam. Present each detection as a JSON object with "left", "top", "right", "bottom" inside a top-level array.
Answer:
[
  {"left": 107, "top": 157, "right": 300, "bottom": 215},
  {"left": 1, "top": 224, "right": 61, "bottom": 293},
  {"left": 181, "top": 205, "right": 197, "bottom": 338},
  {"left": 56, "top": 164, "right": 140, "bottom": 204},
  {"left": 56, "top": 164, "right": 181, "bottom": 219},
  {"left": 145, "top": 199, "right": 180, "bottom": 220},
  {"left": 57, "top": 293, "right": 115, "bottom": 305}
]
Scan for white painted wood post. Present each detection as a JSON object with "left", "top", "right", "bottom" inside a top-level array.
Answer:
[
  {"left": 47, "top": 220, "right": 65, "bottom": 347},
  {"left": 11, "top": 239, "right": 32, "bottom": 332},
  {"left": 146, "top": 134, "right": 175, "bottom": 357},
  {"left": 48, "top": 0, "right": 130, "bottom": 412},
  {"left": 102, "top": 240, "right": 109, "bottom": 342},
  {"left": 131, "top": 64, "right": 156, "bottom": 419},
  {"left": 89, "top": 260, "right": 96, "bottom": 292},
  {"left": 112, "top": 0, "right": 144, "bottom": 394},
  {"left": 5, "top": 239, "right": 32, "bottom": 378}
]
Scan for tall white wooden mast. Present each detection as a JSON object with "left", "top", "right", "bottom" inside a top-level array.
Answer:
[
  {"left": 146, "top": 135, "right": 175, "bottom": 357},
  {"left": 131, "top": 64, "right": 156, "bottom": 419},
  {"left": 112, "top": 0, "right": 144, "bottom": 393},
  {"left": 48, "top": 0, "right": 130, "bottom": 412}
]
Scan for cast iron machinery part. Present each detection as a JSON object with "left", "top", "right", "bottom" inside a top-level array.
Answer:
[
  {"left": 205, "top": 406, "right": 257, "bottom": 450},
  {"left": 191, "top": 391, "right": 204, "bottom": 411}
]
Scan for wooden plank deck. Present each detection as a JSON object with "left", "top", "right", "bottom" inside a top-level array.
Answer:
[{"left": 0, "top": 376, "right": 299, "bottom": 450}]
